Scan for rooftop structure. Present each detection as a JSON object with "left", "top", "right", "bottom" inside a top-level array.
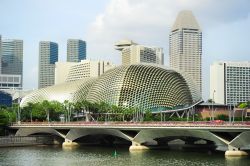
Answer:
[
  {"left": 115, "top": 40, "right": 164, "bottom": 65},
  {"left": 114, "top": 40, "right": 138, "bottom": 51}
]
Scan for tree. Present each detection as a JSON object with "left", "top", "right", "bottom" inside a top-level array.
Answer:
[
  {"left": 144, "top": 110, "right": 153, "bottom": 121},
  {"left": 0, "top": 111, "right": 9, "bottom": 126},
  {"left": 73, "top": 101, "right": 84, "bottom": 121},
  {"left": 41, "top": 100, "right": 51, "bottom": 122},
  {"left": 49, "top": 101, "right": 64, "bottom": 121},
  {"left": 63, "top": 100, "right": 74, "bottom": 122},
  {"left": 239, "top": 102, "right": 248, "bottom": 122}
]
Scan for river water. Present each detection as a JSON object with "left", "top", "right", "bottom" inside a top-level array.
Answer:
[{"left": 0, "top": 146, "right": 250, "bottom": 166}]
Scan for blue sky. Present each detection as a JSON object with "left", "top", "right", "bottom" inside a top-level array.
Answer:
[{"left": 1, "top": 0, "right": 250, "bottom": 100}]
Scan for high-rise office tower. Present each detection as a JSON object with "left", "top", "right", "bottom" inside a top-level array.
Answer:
[
  {"left": 115, "top": 40, "right": 164, "bottom": 65},
  {"left": 210, "top": 61, "right": 250, "bottom": 105},
  {"left": 1, "top": 39, "right": 23, "bottom": 76},
  {"left": 67, "top": 39, "right": 86, "bottom": 62},
  {"left": 0, "top": 39, "right": 23, "bottom": 89},
  {"left": 38, "top": 41, "right": 58, "bottom": 88},
  {"left": 169, "top": 10, "right": 202, "bottom": 95}
]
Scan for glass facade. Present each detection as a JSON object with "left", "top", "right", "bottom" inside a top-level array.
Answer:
[
  {"left": 0, "top": 91, "right": 12, "bottom": 107},
  {"left": 67, "top": 39, "right": 86, "bottom": 62}
]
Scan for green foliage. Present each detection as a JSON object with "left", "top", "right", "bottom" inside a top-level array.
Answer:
[
  {"left": 239, "top": 102, "right": 248, "bottom": 109},
  {"left": 21, "top": 100, "right": 64, "bottom": 122},
  {"left": 216, "top": 114, "right": 229, "bottom": 121},
  {"left": 0, "top": 107, "right": 16, "bottom": 125},
  {"left": 144, "top": 110, "right": 153, "bottom": 121},
  {"left": 0, "top": 111, "right": 9, "bottom": 126}
]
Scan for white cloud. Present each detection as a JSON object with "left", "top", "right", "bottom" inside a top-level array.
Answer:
[{"left": 86, "top": 0, "right": 250, "bottom": 99}]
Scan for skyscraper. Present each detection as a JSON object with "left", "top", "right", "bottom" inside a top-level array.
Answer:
[
  {"left": 169, "top": 10, "right": 202, "bottom": 95},
  {"left": 38, "top": 41, "right": 58, "bottom": 88},
  {"left": 0, "top": 39, "right": 23, "bottom": 89},
  {"left": 67, "top": 39, "right": 86, "bottom": 62},
  {"left": 1, "top": 39, "right": 23, "bottom": 76},
  {"left": 115, "top": 40, "right": 164, "bottom": 65}
]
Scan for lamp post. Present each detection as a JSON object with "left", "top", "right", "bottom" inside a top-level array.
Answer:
[{"left": 212, "top": 90, "right": 216, "bottom": 121}]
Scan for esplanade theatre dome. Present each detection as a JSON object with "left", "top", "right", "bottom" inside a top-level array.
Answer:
[
  {"left": 21, "top": 64, "right": 202, "bottom": 112},
  {"left": 86, "top": 64, "right": 201, "bottom": 111}
]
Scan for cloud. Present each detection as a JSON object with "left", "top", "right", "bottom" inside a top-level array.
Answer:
[
  {"left": 85, "top": 0, "right": 250, "bottom": 99},
  {"left": 86, "top": 0, "right": 250, "bottom": 59}
]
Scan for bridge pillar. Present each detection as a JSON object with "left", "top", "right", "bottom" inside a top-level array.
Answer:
[
  {"left": 129, "top": 142, "right": 150, "bottom": 151},
  {"left": 225, "top": 145, "right": 248, "bottom": 157},
  {"left": 62, "top": 139, "right": 79, "bottom": 147}
]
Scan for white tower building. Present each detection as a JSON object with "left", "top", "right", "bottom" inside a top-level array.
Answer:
[
  {"left": 210, "top": 61, "right": 250, "bottom": 105},
  {"left": 169, "top": 10, "right": 202, "bottom": 95}
]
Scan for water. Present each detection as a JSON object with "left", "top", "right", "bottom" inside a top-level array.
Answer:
[{"left": 0, "top": 146, "right": 250, "bottom": 166}]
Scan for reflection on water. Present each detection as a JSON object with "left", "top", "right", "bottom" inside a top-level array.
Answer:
[{"left": 0, "top": 145, "right": 250, "bottom": 166}]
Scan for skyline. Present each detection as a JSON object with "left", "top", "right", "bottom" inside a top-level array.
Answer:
[{"left": 1, "top": 0, "right": 250, "bottom": 100}]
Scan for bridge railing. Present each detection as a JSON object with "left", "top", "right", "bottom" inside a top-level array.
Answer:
[{"left": 9, "top": 121, "right": 250, "bottom": 128}]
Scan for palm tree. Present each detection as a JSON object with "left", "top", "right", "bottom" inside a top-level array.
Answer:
[
  {"left": 63, "top": 100, "right": 74, "bottom": 122},
  {"left": 41, "top": 100, "right": 51, "bottom": 122}
]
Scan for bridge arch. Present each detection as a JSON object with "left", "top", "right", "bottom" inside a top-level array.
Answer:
[
  {"left": 132, "top": 129, "right": 228, "bottom": 146},
  {"left": 65, "top": 128, "right": 133, "bottom": 142},
  {"left": 15, "top": 128, "right": 66, "bottom": 139}
]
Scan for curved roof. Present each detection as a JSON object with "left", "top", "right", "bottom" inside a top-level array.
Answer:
[
  {"left": 20, "top": 78, "right": 96, "bottom": 107},
  {"left": 21, "top": 64, "right": 202, "bottom": 112},
  {"left": 87, "top": 64, "right": 201, "bottom": 111}
]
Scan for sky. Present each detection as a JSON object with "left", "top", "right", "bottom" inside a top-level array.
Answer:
[{"left": 0, "top": 0, "right": 250, "bottom": 100}]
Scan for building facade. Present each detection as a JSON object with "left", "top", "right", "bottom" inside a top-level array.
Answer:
[
  {"left": 55, "top": 62, "right": 77, "bottom": 84},
  {"left": 0, "top": 74, "right": 22, "bottom": 90},
  {"left": 169, "top": 10, "right": 202, "bottom": 95},
  {"left": 1, "top": 39, "right": 23, "bottom": 76},
  {"left": 115, "top": 40, "right": 164, "bottom": 65},
  {"left": 55, "top": 59, "right": 115, "bottom": 84},
  {"left": 67, "top": 39, "right": 86, "bottom": 62},
  {"left": 0, "top": 36, "right": 23, "bottom": 90},
  {"left": 210, "top": 61, "right": 250, "bottom": 105},
  {"left": 38, "top": 41, "right": 58, "bottom": 88}
]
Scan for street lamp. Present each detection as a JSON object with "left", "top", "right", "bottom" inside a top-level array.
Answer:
[{"left": 212, "top": 90, "right": 216, "bottom": 121}]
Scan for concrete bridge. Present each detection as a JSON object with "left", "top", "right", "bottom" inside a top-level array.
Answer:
[{"left": 9, "top": 121, "right": 250, "bottom": 156}]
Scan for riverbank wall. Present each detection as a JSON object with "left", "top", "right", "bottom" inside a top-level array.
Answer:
[{"left": 0, "top": 136, "right": 61, "bottom": 147}]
